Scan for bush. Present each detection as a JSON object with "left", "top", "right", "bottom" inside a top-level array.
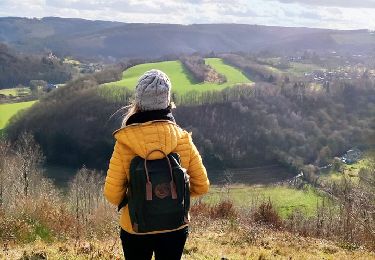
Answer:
[
  {"left": 190, "top": 200, "right": 237, "bottom": 220},
  {"left": 209, "top": 200, "right": 238, "bottom": 219},
  {"left": 252, "top": 200, "right": 282, "bottom": 229}
]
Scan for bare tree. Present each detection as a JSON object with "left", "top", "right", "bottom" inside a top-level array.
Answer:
[
  {"left": 14, "top": 132, "right": 44, "bottom": 198},
  {"left": 68, "top": 167, "right": 105, "bottom": 228},
  {"left": 0, "top": 139, "right": 11, "bottom": 208}
]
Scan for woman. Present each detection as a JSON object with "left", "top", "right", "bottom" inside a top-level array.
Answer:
[{"left": 104, "top": 69, "right": 210, "bottom": 260}]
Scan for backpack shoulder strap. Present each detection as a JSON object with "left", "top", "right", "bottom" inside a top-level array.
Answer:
[
  {"left": 169, "top": 153, "right": 181, "bottom": 165},
  {"left": 117, "top": 196, "right": 128, "bottom": 212},
  {"left": 117, "top": 155, "right": 143, "bottom": 212}
]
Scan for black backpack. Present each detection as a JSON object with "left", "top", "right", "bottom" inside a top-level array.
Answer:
[{"left": 118, "top": 150, "right": 190, "bottom": 233}]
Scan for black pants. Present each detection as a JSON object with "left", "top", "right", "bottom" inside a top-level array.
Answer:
[{"left": 120, "top": 227, "right": 188, "bottom": 260}]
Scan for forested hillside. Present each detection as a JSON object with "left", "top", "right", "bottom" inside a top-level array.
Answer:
[
  {"left": 0, "top": 43, "right": 73, "bottom": 89},
  {"left": 1, "top": 17, "right": 375, "bottom": 60},
  {"left": 175, "top": 82, "right": 374, "bottom": 173},
  {"left": 6, "top": 63, "right": 374, "bottom": 174}
]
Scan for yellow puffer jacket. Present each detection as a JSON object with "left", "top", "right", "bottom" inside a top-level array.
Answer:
[{"left": 104, "top": 120, "right": 209, "bottom": 234}]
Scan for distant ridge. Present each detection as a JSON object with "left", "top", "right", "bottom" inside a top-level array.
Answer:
[{"left": 0, "top": 17, "right": 374, "bottom": 60}]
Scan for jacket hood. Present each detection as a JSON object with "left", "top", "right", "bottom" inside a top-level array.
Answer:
[{"left": 113, "top": 120, "right": 187, "bottom": 160}]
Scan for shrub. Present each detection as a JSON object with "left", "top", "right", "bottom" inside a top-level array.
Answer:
[
  {"left": 190, "top": 200, "right": 238, "bottom": 220},
  {"left": 252, "top": 199, "right": 282, "bottom": 229},
  {"left": 209, "top": 200, "right": 238, "bottom": 219}
]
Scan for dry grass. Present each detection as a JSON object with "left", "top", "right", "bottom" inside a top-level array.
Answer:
[
  {"left": 185, "top": 223, "right": 375, "bottom": 260},
  {"left": 2, "top": 198, "right": 375, "bottom": 259},
  {"left": 1, "top": 136, "right": 374, "bottom": 259},
  {"left": 1, "top": 188, "right": 374, "bottom": 259},
  {"left": 2, "top": 218, "right": 375, "bottom": 260}
]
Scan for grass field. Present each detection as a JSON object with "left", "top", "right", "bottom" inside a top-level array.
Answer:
[
  {"left": 203, "top": 185, "right": 324, "bottom": 218},
  {"left": 0, "top": 87, "right": 31, "bottom": 97},
  {"left": 102, "top": 58, "right": 252, "bottom": 95},
  {"left": 255, "top": 58, "right": 325, "bottom": 77},
  {"left": 0, "top": 101, "right": 37, "bottom": 129},
  {"left": 319, "top": 151, "right": 373, "bottom": 184},
  {"left": 208, "top": 165, "right": 294, "bottom": 185},
  {"left": 43, "top": 164, "right": 319, "bottom": 218},
  {"left": 5, "top": 228, "right": 374, "bottom": 260},
  {"left": 286, "top": 62, "right": 325, "bottom": 76}
]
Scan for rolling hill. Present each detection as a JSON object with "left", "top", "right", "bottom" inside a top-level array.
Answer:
[
  {"left": 0, "top": 58, "right": 251, "bottom": 132},
  {"left": 0, "top": 101, "right": 36, "bottom": 129},
  {"left": 103, "top": 58, "right": 252, "bottom": 94},
  {"left": 0, "top": 43, "right": 72, "bottom": 89},
  {"left": 1, "top": 17, "right": 374, "bottom": 60}
]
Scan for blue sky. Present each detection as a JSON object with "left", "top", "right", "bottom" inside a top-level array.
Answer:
[{"left": 0, "top": 0, "right": 374, "bottom": 30}]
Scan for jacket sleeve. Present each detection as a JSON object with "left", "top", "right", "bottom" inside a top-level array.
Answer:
[
  {"left": 187, "top": 135, "right": 210, "bottom": 197},
  {"left": 104, "top": 141, "right": 128, "bottom": 206}
]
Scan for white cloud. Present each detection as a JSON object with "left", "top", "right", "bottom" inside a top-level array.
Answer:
[
  {"left": 0, "top": 0, "right": 374, "bottom": 29},
  {"left": 269, "top": 0, "right": 375, "bottom": 9}
]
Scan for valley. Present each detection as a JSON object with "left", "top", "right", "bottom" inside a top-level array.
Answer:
[{"left": 0, "top": 16, "right": 374, "bottom": 259}]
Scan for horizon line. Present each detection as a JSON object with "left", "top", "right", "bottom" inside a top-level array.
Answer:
[{"left": 0, "top": 15, "right": 372, "bottom": 32}]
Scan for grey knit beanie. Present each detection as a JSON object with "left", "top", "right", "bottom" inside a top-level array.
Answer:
[{"left": 135, "top": 69, "right": 172, "bottom": 111}]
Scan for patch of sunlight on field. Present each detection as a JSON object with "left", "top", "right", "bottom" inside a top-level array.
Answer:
[
  {"left": 287, "top": 62, "right": 325, "bottom": 76},
  {"left": 0, "top": 101, "right": 37, "bottom": 129},
  {"left": 203, "top": 185, "right": 323, "bottom": 218},
  {"left": 266, "top": 65, "right": 284, "bottom": 75},
  {"left": 102, "top": 58, "right": 253, "bottom": 95},
  {"left": 258, "top": 57, "right": 281, "bottom": 64},
  {"left": 63, "top": 57, "right": 80, "bottom": 65},
  {"left": 320, "top": 172, "right": 343, "bottom": 182},
  {"left": 308, "top": 82, "right": 323, "bottom": 91},
  {"left": 0, "top": 87, "right": 31, "bottom": 97},
  {"left": 205, "top": 58, "right": 252, "bottom": 85},
  {"left": 319, "top": 151, "right": 373, "bottom": 184}
]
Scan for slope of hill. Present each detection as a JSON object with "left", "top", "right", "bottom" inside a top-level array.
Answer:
[
  {"left": 0, "top": 43, "right": 73, "bottom": 89},
  {"left": 4, "top": 228, "right": 374, "bottom": 259},
  {"left": 1, "top": 17, "right": 374, "bottom": 60},
  {"left": 102, "top": 58, "right": 252, "bottom": 94},
  {"left": 0, "top": 17, "right": 122, "bottom": 54},
  {"left": 0, "top": 101, "right": 36, "bottom": 129}
]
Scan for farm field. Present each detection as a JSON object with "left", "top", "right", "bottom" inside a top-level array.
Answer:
[
  {"left": 286, "top": 62, "right": 325, "bottom": 76},
  {"left": 319, "top": 150, "right": 373, "bottom": 184},
  {"left": 43, "top": 164, "right": 318, "bottom": 218},
  {"left": 202, "top": 185, "right": 324, "bottom": 218},
  {"left": 0, "top": 100, "right": 36, "bottom": 129},
  {"left": 253, "top": 57, "right": 324, "bottom": 77},
  {"left": 0, "top": 87, "right": 30, "bottom": 97},
  {"left": 207, "top": 165, "right": 295, "bottom": 185},
  {"left": 102, "top": 58, "right": 253, "bottom": 94}
]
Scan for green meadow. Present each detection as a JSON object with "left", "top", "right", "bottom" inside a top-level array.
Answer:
[
  {"left": 102, "top": 58, "right": 252, "bottom": 94},
  {"left": 0, "top": 87, "right": 31, "bottom": 97},
  {"left": 319, "top": 150, "right": 374, "bottom": 184},
  {"left": 287, "top": 62, "right": 325, "bottom": 76},
  {"left": 203, "top": 185, "right": 324, "bottom": 218},
  {"left": 0, "top": 101, "right": 37, "bottom": 129}
]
